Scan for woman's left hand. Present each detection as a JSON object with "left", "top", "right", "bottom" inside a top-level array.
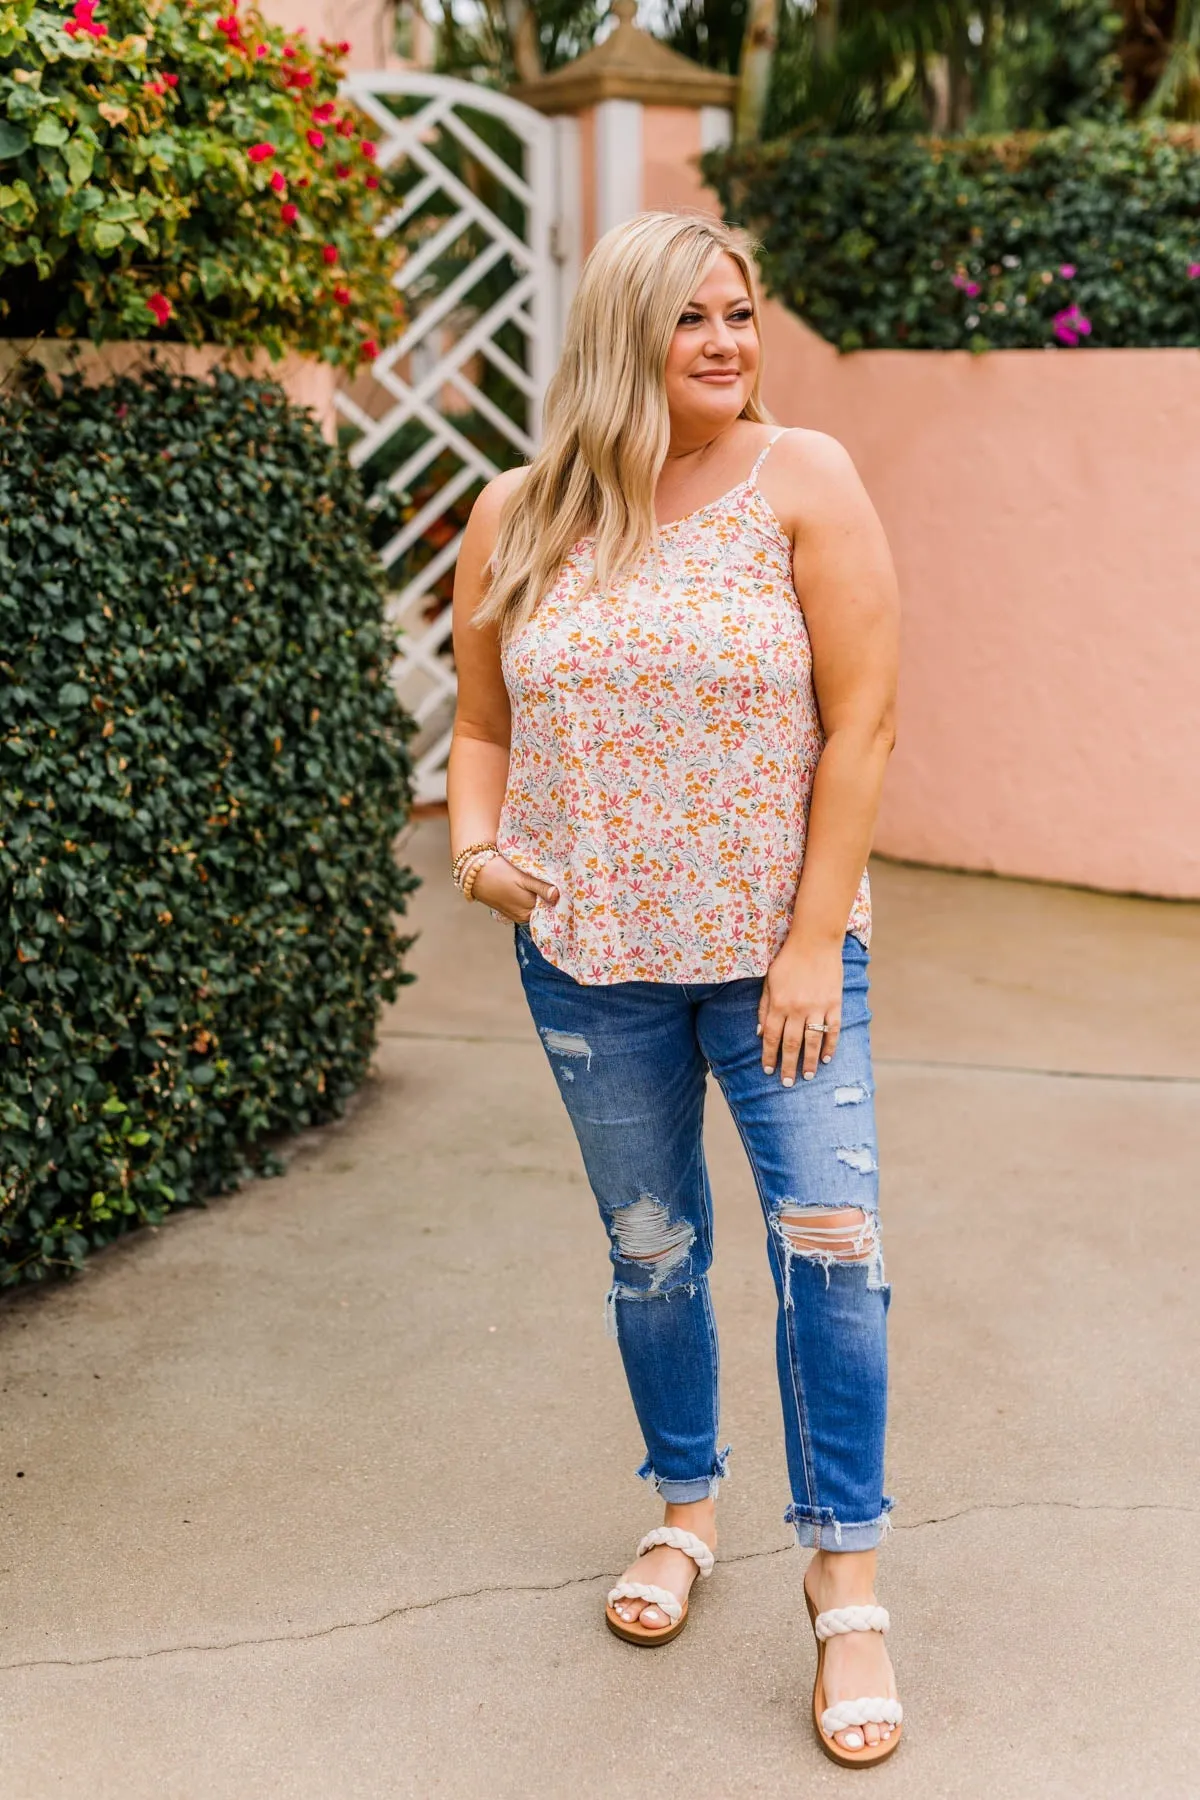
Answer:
[{"left": 757, "top": 937, "right": 844, "bottom": 1086}]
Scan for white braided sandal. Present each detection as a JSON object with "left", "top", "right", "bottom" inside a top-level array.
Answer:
[
  {"left": 803, "top": 1580, "right": 903, "bottom": 1767},
  {"left": 604, "top": 1526, "right": 715, "bottom": 1646}
]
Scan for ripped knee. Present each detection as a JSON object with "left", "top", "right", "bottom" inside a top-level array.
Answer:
[
  {"left": 772, "top": 1204, "right": 886, "bottom": 1292},
  {"left": 609, "top": 1192, "right": 695, "bottom": 1288},
  {"left": 776, "top": 1206, "right": 877, "bottom": 1262}
]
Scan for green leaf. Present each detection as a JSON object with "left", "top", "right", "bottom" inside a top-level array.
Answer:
[
  {"left": 57, "top": 681, "right": 89, "bottom": 706},
  {"left": 0, "top": 122, "right": 30, "bottom": 160},
  {"left": 32, "top": 116, "right": 68, "bottom": 148},
  {"left": 92, "top": 220, "right": 125, "bottom": 251},
  {"left": 63, "top": 135, "right": 94, "bottom": 188}
]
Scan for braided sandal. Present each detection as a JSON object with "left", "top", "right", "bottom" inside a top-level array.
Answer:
[
  {"left": 804, "top": 1583, "right": 903, "bottom": 1767},
  {"left": 605, "top": 1527, "right": 715, "bottom": 1646}
]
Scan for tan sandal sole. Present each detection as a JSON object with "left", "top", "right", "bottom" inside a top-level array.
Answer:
[
  {"left": 605, "top": 1599, "right": 688, "bottom": 1646},
  {"left": 804, "top": 1583, "right": 903, "bottom": 1768}
]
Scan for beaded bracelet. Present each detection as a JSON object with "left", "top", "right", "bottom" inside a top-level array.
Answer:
[
  {"left": 460, "top": 848, "right": 497, "bottom": 901},
  {"left": 451, "top": 839, "right": 496, "bottom": 883}
]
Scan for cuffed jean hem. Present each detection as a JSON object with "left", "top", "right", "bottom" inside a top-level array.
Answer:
[
  {"left": 638, "top": 1445, "right": 731, "bottom": 1504},
  {"left": 786, "top": 1496, "right": 895, "bottom": 1552}
]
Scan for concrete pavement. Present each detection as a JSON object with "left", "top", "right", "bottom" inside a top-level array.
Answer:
[{"left": 2, "top": 817, "right": 1198, "bottom": 1798}]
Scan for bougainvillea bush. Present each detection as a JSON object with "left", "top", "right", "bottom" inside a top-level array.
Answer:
[
  {"left": 0, "top": 0, "right": 401, "bottom": 363},
  {"left": 0, "top": 368, "right": 420, "bottom": 1285},
  {"left": 704, "top": 125, "right": 1200, "bottom": 351}
]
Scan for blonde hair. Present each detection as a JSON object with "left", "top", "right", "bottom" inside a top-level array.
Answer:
[{"left": 473, "top": 210, "right": 772, "bottom": 646}]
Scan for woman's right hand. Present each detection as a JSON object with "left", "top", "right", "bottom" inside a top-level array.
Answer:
[{"left": 469, "top": 853, "right": 559, "bottom": 924}]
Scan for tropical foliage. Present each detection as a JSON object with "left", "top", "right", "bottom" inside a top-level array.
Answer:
[
  {"left": 705, "top": 122, "right": 1200, "bottom": 347},
  {"left": 0, "top": 367, "right": 420, "bottom": 1285},
  {"left": 0, "top": 0, "right": 404, "bottom": 363}
]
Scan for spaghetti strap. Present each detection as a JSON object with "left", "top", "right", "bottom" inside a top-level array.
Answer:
[{"left": 747, "top": 426, "right": 791, "bottom": 488}]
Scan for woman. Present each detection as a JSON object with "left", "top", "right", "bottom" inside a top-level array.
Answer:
[{"left": 447, "top": 212, "right": 902, "bottom": 1769}]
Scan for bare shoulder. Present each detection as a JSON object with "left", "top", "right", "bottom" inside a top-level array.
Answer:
[
  {"left": 760, "top": 428, "right": 874, "bottom": 535},
  {"left": 463, "top": 464, "right": 531, "bottom": 553}
]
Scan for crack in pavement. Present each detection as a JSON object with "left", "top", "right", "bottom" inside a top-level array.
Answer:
[{"left": 2, "top": 1499, "right": 1195, "bottom": 1676}]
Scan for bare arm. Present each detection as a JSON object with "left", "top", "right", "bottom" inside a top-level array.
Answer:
[
  {"left": 447, "top": 471, "right": 560, "bottom": 917},
  {"left": 756, "top": 431, "right": 900, "bottom": 1081}
]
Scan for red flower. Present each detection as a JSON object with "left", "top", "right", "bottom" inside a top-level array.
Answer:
[
  {"left": 337, "top": 39, "right": 350, "bottom": 52},
  {"left": 145, "top": 77, "right": 167, "bottom": 94},
  {"left": 64, "top": 0, "right": 106, "bottom": 36},
  {"left": 247, "top": 142, "right": 275, "bottom": 162},
  {"left": 269, "top": 170, "right": 286, "bottom": 193},
  {"left": 359, "top": 339, "right": 378, "bottom": 361},
  {"left": 306, "top": 129, "right": 325, "bottom": 149},
  {"left": 334, "top": 285, "right": 351, "bottom": 305},
  {"left": 336, "top": 115, "right": 355, "bottom": 137},
  {"left": 255, "top": 43, "right": 267, "bottom": 56},
  {"left": 321, "top": 244, "right": 338, "bottom": 264},
  {"left": 163, "top": 71, "right": 179, "bottom": 86},
  {"left": 360, "top": 139, "right": 377, "bottom": 160},
  {"left": 147, "top": 292, "right": 172, "bottom": 328},
  {"left": 283, "top": 42, "right": 295, "bottom": 56},
  {"left": 284, "top": 67, "right": 314, "bottom": 87},
  {"left": 297, "top": 177, "right": 310, "bottom": 188},
  {"left": 280, "top": 202, "right": 299, "bottom": 225},
  {"left": 216, "top": 14, "right": 243, "bottom": 45},
  {"left": 365, "top": 173, "right": 379, "bottom": 190},
  {"left": 334, "top": 163, "right": 350, "bottom": 180},
  {"left": 312, "top": 102, "right": 336, "bottom": 123}
]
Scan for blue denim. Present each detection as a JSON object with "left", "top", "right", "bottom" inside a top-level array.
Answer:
[{"left": 514, "top": 922, "right": 894, "bottom": 1552}]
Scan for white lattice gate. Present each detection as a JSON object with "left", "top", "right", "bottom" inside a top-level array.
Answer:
[{"left": 336, "top": 73, "right": 571, "bottom": 805}]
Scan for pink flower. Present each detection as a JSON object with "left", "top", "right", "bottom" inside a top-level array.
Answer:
[
  {"left": 312, "top": 102, "right": 336, "bottom": 123},
  {"left": 145, "top": 77, "right": 167, "bottom": 94},
  {"left": 147, "top": 292, "right": 172, "bottom": 328},
  {"left": 965, "top": 280, "right": 981, "bottom": 298},
  {"left": 1052, "top": 303, "right": 1092, "bottom": 347},
  {"left": 951, "top": 272, "right": 980, "bottom": 296},
  {"left": 306, "top": 129, "right": 325, "bottom": 149},
  {"left": 321, "top": 244, "right": 338, "bottom": 265},
  {"left": 255, "top": 43, "right": 267, "bottom": 56},
  {"left": 280, "top": 202, "right": 299, "bottom": 225},
  {"left": 1188, "top": 263, "right": 1200, "bottom": 280},
  {"left": 247, "top": 142, "right": 275, "bottom": 163},
  {"left": 360, "top": 139, "right": 377, "bottom": 161},
  {"left": 1059, "top": 263, "right": 1076, "bottom": 279},
  {"left": 269, "top": 170, "right": 286, "bottom": 193},
  {"left": 163, "top": 71, "right": 179, "bottom": 86}
]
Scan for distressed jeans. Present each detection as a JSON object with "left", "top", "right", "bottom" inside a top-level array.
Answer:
[{"left": 514, "top": 922, "right": 894, "bottom": 1552}]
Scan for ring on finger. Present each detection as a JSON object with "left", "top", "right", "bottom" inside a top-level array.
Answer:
[{"left": 803, "top": 1019, "right": 828, "bottom": 1034}]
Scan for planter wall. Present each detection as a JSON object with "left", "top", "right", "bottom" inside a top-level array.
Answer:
[{"left": 0, "top": 340, "right": 340, "bottom": 445}]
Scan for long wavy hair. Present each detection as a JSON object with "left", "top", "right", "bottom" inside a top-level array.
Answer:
[{"left": 472, "top": 211, "right": 772, "bottom": 647}]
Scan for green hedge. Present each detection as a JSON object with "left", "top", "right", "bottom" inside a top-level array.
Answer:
[
  {"left": 0, "top": 367, "right": 420, "bottom": 1285},
  {"left": 703, "top": 125, "right": 1200, "bottom": 351}
]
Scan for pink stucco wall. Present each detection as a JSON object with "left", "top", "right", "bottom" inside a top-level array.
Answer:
[
  {"left": 641, "top": 137, "right": 1200, "bottom": 898},
  {"left": 758, "top": 317, "right": 1200, "bottom": 898}
]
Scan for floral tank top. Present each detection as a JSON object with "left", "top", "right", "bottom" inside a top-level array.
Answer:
[{"left": 490, "top": 428, "right": 872, "bottom": 985}]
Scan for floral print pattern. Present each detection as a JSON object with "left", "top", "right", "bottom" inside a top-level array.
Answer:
[{"left": 491, "top": 432, "right": 872, "bottom": 985}]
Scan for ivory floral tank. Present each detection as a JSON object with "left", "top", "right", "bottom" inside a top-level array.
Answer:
[{"left": 491, "top": 430, "right": 872, "bottom": 985}]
